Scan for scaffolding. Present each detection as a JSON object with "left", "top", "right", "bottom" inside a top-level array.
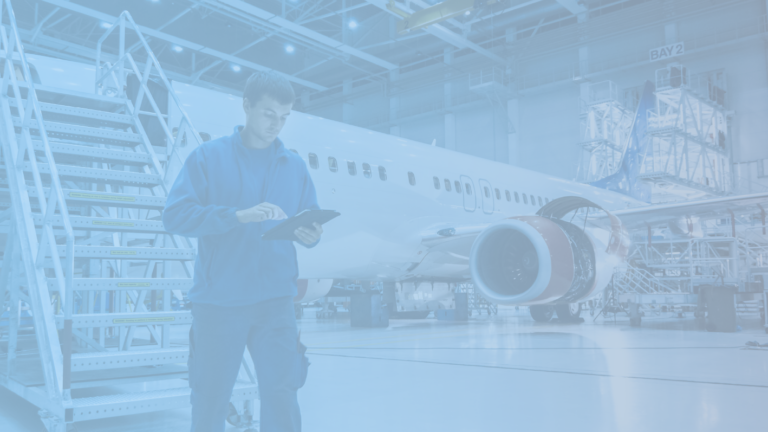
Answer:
[
  {"left": 576, "top": 81, "right": 634, "bottom": 183},
  {"left": 640, "top": 65, "right": 732, "bottom": 202}
]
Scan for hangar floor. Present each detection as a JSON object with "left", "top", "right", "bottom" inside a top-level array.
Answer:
[{"left": 1, "top": 307, "right": 766, "bottom": 432}]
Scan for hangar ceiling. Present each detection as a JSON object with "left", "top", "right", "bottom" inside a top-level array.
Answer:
[{"left": 10, "top": 0, "right": 655, "bottom": 98}]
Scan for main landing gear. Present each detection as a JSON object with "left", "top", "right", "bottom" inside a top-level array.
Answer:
[{"left": 529, "top": 303, "right": 583, "bottom": 323}]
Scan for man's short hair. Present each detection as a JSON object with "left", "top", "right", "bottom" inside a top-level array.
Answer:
[{"left": 243, "top": 71, "right": 296, "bottom": 105}]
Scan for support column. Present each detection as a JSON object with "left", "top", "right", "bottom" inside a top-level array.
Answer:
[
  {"left": 507, "top": 99, "right": 519, "bottom": 165},
  {"left": 664, "top": 22, "right": 678, "bottom": 45},
  {"left": 343, "top": 79, "right": 353, "bottom": 124},
  {"left": 505, "top": 26, "right": 517, "bottom": 44},
  {"left": 443, "top": 48, "right": 454, "bottom": 149},
  {"left": 389, "top": 69, "right": 400, "bottom": 136}
]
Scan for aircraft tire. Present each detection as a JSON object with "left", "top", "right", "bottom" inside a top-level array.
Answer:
[
  {"left": 555, "top": 303, "right": 582, "bottom": 322},
  {"left": 530, "top": 305, "right": 555, "bottom": 322}
]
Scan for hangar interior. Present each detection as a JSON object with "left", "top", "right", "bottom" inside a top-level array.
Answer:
[{"left": 0, "top": 0, "right": 767, "bottom": 431}]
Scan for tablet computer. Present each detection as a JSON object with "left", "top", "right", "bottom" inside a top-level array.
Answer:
[{"left": 261, "top": 209, "right": 340, "bottom": 241}]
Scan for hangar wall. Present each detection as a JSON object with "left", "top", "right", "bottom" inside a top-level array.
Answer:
[{"left": 299, "top": 0, "right": 768, "bottom": 183}]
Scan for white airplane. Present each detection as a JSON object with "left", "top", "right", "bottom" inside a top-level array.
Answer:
[{"left": 25, "top": 54, "right": 768, "bottom": 322}]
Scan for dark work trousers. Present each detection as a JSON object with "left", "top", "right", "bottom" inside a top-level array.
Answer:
[{"left": 188, "top": 296, "right": 308, "bottom": 432}]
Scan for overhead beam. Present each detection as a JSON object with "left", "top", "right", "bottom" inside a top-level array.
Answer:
[
  {"left": 19, "top": 28, "right": 247, "bottom": 97},
  {"left": 40, "top": 0, "right": 327, "bottom": 91},
  {"left": 555, "top": 0, "right": 588, "bottom": 15},
  {"left": 209, "top": 0, "right": 398, "bottom": 70},
  {"left": 467, "top": 0, "right": 545, "bottom": 25},
  {"left": 367, "top": 0, "right": 505, "bottom": 64}
]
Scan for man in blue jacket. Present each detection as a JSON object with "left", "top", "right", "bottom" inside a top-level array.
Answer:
[{"left": 163, "top": 71, "right": 322, "bottom": 432}]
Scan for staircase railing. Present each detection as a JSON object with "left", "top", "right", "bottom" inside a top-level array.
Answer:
[
  {"left": 0, "top": 0, "right": 75, "bottom": 402},
  {"left": 613, "top": 266, "right": 677, "bottom": 294},
  {"left": 95, "top": 11, "right": 205, "bottom": 190}
]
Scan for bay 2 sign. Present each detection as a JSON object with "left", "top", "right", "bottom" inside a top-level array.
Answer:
[{"left": 649, "top": 42, "right": 685, "bottom": 62}]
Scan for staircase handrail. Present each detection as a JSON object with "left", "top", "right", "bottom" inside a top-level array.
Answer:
[
  {"left": 0, "top": 0, "right": 75, "bottom": 401},
  {"left": 95, "top": 11, "right": 205, "bottom": 189},
  {"left": 614, "top": 266, "right": 677, "bottom": 294}
]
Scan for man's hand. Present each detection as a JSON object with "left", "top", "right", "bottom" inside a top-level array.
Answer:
[
  {"left": 236, "top": 202, "right": 287, "bottom": 224},
  {"left": 295, "top": 222, "right": 323, "bottom": 246}
]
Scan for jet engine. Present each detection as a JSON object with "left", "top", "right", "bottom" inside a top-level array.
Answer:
[
  {"left": 294, "top": 279, "right": 334, "bottom": 304},
  {"left": 469, "top": 198, "right": 628, "bottom": 306}
]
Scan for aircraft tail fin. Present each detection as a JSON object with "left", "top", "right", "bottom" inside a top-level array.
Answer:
[{"left": 589, "top": 80, "right": 655, "bottom": 203}]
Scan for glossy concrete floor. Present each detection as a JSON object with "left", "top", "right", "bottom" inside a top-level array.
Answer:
[{"left": 1, "top": 307, "right": 766, "bottom": 432}]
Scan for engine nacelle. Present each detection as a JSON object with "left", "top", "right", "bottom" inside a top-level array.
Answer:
[
  {"left": 294, "top": 279, "right": 333, "bottom": 304},
  {"left": 469, "top": 214, "right": 624, "bottom": 306}
]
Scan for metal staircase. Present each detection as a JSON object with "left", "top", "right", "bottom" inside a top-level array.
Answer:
[
  {"left": 0, "top": 4, "right": 258, "bottom": 431},
  {"left": 612, "top": 266, "right": 679, "bottom": 295}
]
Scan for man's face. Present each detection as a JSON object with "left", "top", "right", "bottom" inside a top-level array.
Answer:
[{"left": 243, "top": 95, "right": 293, "bottom": 144}]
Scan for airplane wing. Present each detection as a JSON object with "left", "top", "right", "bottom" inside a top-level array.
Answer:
[{"left": 608, "top": 191, "right": 768, "bottom": 229}]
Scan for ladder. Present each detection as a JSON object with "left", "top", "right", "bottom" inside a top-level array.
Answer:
[{"left": 0, "top": 4, "right": 258, "bottom": 431}]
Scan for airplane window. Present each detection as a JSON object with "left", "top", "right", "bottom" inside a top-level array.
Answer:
[
  {"left": 514, "top": 192, "right": 520, "bottom": 203},
  {"left": 465, "top": 183, "right": 472, "bottom": 195},
  {"left": 433, "top": 177, "right": 441, "bottom": 190},
  {"left": 348, "top": 161, "right": 357, "bottom": 176},
  {"left": 379, "top": 166, "right": 387, "bottom": 181},
  {"left": 538, "top": 196, "right": 543, "bottom": 206},
  {"left": 530, "top": 194, "right": 536, "bottom": 206},
  {"left": 408, "top": 172, "right": 416, "bottom": 186},
  {"left": 444, "top": 179, "right": 452, "bottom": 192},
  {"left": 495, "top": 188, "right": 501, "bottom": 200},
  {"left": 454, "top": 181, "right": 461, "bottom": 193},
  {"left": 523, "top": 193, "right": 528, "bottom": 204},
  {"left": 308, "top": 153, "right": 319, "bottom": 169},
  {"left": 362, "top": 163, "right": 372, "bottom": 178},
  {"left": 505, "top": 190, "right": 511, "bottom": 202},
  {"left": 328, "top": 157, "right": 338, "bottom": 173},
  {"left": 483, "top": 186, "right": 490, "bottom": 198}
]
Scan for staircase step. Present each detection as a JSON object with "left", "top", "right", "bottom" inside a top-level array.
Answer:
[
  {"left": 14, "top": 83, "right": 129, "bottom": 111},
  {"left": 68, "top": 383, "right": 258, "bottom": 422},
  {"left": 30, "top": 140, "right": 154, "bottom": 165},
  {"left": 7, "top": 161, "right": 163, "bottom": 187},
  {"left": 60, "top": 189, "right": 167, "bottom": 210},
  {"left": 47, "top": 278, "right": 193, "bottom": 292},
  {"left": 34, "top": 214, "right": 166, "bottom": 234},
  {"left": 54, "top": 245, "right": 195, "bottom": 260},
  {"left": 0, "top": 180, "right": 168, "bottom": 210},
  {"left": 57, "top": 311, "right": 192, "bottom": 328},
  {"left": 9, "top": 98, "right": 134, "bottom": 127},
  {"left": 71, "top": 348, "right": 189, "bottom": 372},
  {"left": 13, "top": 117, "right": 142, "bottom": 146}
]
